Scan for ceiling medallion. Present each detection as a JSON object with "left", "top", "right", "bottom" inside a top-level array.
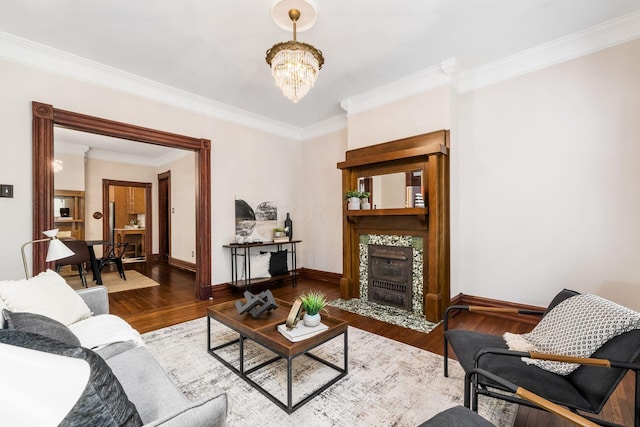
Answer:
[{"left": 266, "top": 2, "right": 324, "bottom": 103}]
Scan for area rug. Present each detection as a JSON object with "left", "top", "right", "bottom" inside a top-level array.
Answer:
[
  {"left": 328, "top": 298, "right": 440, "bottom": 334},
  {"left": 63, "top": 270, "right": 160, "bottom": 293},
  {"left": 142, "top": 318, "right": 516, "bottom": 427}
]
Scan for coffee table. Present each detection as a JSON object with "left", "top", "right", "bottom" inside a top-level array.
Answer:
[{"left": 207, "top": 298, "right": 348, "bottom": 413}]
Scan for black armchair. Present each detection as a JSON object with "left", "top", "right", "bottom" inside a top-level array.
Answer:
[
  {"left": 443, "top": 289, "right": 640, "bottom": 427},
  {"left": 421, "top": 369, "right": 598, "bottom": 426}
]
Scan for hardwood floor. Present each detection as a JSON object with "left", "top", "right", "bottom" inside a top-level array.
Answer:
[{"left": 110, "top": 261, "right": 634, "bottom": 427}]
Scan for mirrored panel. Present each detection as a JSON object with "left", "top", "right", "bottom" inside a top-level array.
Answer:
[{"left": 358, "top": 169, "right": 423, "bottom": 209}]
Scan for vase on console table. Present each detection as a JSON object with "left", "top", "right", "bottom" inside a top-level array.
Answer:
[{"left": 284, "top": 213, "right": 293, "bottom": 241}]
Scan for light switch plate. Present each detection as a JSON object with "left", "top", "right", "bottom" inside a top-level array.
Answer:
[{"left": 0, "top": 184, "right": 13, "bottom": 198}]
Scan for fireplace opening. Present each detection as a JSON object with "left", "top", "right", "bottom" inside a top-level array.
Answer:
[{"left": 368, "top": 244, "right": 413, "bottom": 310}]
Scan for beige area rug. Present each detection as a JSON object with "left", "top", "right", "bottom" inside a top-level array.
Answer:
[
  {"left": 62, "top": 270, "right": 160, "bottom": 293},
  {"left": 142, "top": 318, "right": 517, "bottom": 427}
]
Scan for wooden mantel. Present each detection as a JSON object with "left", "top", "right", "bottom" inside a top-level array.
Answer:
[{"left": 337, "top": 130, "right": 450, "bottom": 322}]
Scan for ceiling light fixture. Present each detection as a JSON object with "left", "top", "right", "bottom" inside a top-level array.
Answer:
[{"left": 266, "top": 4, "right": 324, "bottom": 103}]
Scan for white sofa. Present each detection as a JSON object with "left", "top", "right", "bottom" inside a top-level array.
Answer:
[{"left": 0, "top": 270, "right": 227, "bottom": 427}]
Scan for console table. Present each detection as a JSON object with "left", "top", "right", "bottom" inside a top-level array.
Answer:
[{"left": 223, "top": 240, "right": 301, "bottom": 289}]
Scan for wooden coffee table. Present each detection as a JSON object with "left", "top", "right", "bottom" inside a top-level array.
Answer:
[{"left": 207, "top": 298, "right": 348, "bottom": 413}]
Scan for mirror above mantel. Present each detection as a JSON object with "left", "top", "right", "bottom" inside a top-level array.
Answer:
[{"left": 357, "top": 169, "right": 423, "bottom": 209}]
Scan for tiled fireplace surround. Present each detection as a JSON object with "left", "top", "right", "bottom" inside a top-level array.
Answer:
[{"left": 359, "top": 234, "right": 424, "bottom": 316}]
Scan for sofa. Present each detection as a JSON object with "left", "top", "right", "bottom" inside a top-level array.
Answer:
[{"left": 0, "top": 270, "right": 227, "bottom": 426}]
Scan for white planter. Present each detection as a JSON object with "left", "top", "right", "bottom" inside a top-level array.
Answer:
[
  {"left": 361, "top": 199, "right": 371, "bottom": 210},
  {"left": 347, "top": 197, "right": 360, "bottom": 210},
  {"left": 303, "top": 312, "right": 321, "bottom": 327}
]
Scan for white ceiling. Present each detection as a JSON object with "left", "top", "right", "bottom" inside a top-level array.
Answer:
[{"left": 1, "top": 0, "right": 640, "bottom": 131}]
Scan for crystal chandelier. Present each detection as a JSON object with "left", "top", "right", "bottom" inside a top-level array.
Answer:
[{"left": 265, "top": 8, "right": 324, "bottom": 103}]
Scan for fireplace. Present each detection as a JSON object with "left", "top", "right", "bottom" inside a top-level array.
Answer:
[{"left": 367, "top": 244, "right": 414, "bottom": 311}]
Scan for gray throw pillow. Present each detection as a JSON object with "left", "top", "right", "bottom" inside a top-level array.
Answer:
[
  {"left": 3, "top": 309, "right": 81, "bottom": 347},
  {"left": 0, "top": 329, "right": 142, "bottom": 427}
]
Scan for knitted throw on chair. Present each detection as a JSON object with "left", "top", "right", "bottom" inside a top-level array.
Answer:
[{"left": 504, "top": 294, "right": 640, "bottom": 375}]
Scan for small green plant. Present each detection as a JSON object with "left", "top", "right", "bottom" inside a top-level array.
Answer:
[
  {"left": 345, "top": 190, "right": 361, "bottom": 199},
  {"left": 299, "top": 291, "right": 328, "bottom": 316},
  {"left": 273, "top": 227, "right": 285, "bottom": 232},
  {"left": 360, "top": 191, "right": 370, "bottom": 199}
]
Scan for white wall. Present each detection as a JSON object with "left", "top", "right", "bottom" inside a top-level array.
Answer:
[
  {"left": 456, "top": 38, "right": 640, "bottom": 309},
  {"left": 347, "top": 86, "right": 450, "bottom": 149},
  {"left": 53, "top": 152, "right": 84, "bottom": 191},
  {"left": 159, "top": 152, "right": 196, "bottom": 263},
  {"left": 300, "top": 129, "right": 347, "bottom": 274},
  {"left": 0, "top": 58, "right": 300, "bottom": 285},
  {"left": 342, "top": 39, "right": 640, "bottom": 310}
]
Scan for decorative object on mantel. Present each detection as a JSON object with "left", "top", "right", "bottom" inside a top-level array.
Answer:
[
  {"left": 299, "top": 291, "right": 328, "bottom": 327},
  {"left": 266, "top": 0, "right": 324, "bottom": 103},
  {"left": 360, "top": 191, "right": 371, "bottom": 210},
  {"left": 414, "top": 193, "right": 425, "bottom": 208},
  {"left": 235, "top": 290, "right": 278, "bottom": 318},
  {"left": 345, "top": 190, "right": 361, "bottom": 210},
  {"left": 284, "top": 212, "right": 293, "bottom": 241}
]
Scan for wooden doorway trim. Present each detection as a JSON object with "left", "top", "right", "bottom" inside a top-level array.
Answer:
[{"left": 32, "top": 101, "right": 212, "bottom": 299}]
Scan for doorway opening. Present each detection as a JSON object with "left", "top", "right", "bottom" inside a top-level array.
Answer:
[
  {"left": 102, "top": 179, "right": 152, "bottom": 262},
  {"left": 158, "top": 171, "right": 171, "bottom": 262}
]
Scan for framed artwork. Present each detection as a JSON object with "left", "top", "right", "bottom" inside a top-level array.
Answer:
[{"left": 235, "top": 196, "right": 277, "bottom": 243}]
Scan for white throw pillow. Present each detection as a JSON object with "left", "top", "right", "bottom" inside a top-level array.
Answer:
[
  {"left": 68, "top": 314, "right": 145, "bottom": 349},
  {"left": 239, "top": 253, "right": 272, "bottom": 280},
  {"left": 0, "top": 269, "right": 91, "bottom": 326}
]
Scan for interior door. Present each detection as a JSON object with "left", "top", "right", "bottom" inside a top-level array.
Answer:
[{"left": 158, "top": 171, "right": 171, "bottom": 262}]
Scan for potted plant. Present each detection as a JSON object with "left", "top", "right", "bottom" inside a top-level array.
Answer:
[
  {"left": 299, "top": 291, "right": 328, "bottom": 327},
  {"left": 360, "top": 191, "right": 371, "bottom": 210},
  {"left": 345, "top": 190, "right": 361, "bottom": 210},
  {"left": 273, "top": 227, "right": 286, "bottom": 238}
]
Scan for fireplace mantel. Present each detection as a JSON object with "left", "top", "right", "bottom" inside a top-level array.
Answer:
[{"left": 337, "top": 130, "right": 450, "bottom": 322}]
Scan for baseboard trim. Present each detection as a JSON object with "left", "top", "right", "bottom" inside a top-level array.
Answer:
[
  {"left": 299, "top": 268, "right": 341, "bottom": 285},
  {"left": 169, "top": 257, "right": 196, "bottom": 272},
  {"left": 450, "top": 293, "right": 545, "bottom": 325}
]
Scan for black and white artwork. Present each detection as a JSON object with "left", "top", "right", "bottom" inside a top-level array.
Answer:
[{"left": 235, "top": 197, "right": 277, "bottom": 243}]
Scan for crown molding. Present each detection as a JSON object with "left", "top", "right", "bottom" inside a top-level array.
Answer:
[
  {"left": 2, "top": 9, "right": 640, "bottom": 140},
  {"left": 340, "top": 63, "right": 451, "bottom": 116},
  {"left": 0, "top": 31, "right": 303, "bottom": 140},
  {"left": 458, "top": 10, "right": 640, "bottom": 92},
  {"left": 301, "top": 114, "right": 347, "bottom": 139}
]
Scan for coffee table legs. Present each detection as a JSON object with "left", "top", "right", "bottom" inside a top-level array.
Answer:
[{"left": 207, "top": 317, "right": 348, "bottom": 413}]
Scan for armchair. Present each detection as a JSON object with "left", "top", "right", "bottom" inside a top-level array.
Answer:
[
  {"left": 443, "top": 290, "right": 640, "bottom": 427},
  {"left": 422, "top": 369, "right": 598, "bottom": 426}
]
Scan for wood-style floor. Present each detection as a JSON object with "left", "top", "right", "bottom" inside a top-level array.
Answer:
[{"left": 110, "top": 261, "right": 634, "bottom": 427}]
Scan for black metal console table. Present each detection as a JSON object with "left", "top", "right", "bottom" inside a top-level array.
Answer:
[{"left": 223, "top": 240, "right": 301, "bottom": 289}]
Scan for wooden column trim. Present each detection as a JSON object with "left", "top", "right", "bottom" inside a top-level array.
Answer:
[{"left": 32, "top": 102, "right": 55, "bottom": 272}]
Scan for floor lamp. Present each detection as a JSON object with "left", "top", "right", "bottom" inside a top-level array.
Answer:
[{"left": 21, "top": 229, "right": 75, "bottom": 278}]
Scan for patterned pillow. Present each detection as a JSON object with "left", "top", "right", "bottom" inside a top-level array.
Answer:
[
  {"left": 505, "top": 294, "right": 640, "bottom": 375},
  {"left": 0, "top": 329, "right": 142, "bottom": 426},
  {"left": 3, "top": 309, "right": 80, "bottom": 347}
]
